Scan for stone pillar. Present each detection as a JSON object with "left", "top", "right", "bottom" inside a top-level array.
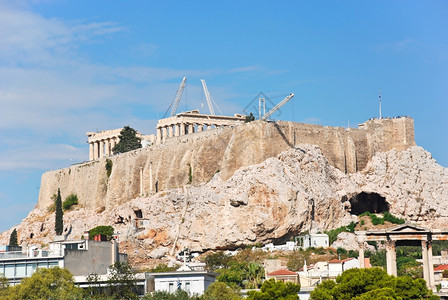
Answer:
[
  {"left": 359, "top": 242, "right": 365, "bottom": 268},
  {"left": 105, "top": 139, "right": 110, "bottom": 156},
  {"left": 422, "top": 240, "right": 435, "bottom": 290},
  {"left": 156, "top": 127, "right": 161, "bottom": 145},
  {"left": 162, "top": 127, "right": 167, "bottom": 144},
  {"left": 174, "top": 124, "right": 180, "bottom": 137},
  {"left": 89, "top": 143, "right": 94, "bottom": 161},
  {"left": 99, "top": 140, "right": 104, "bottom": 158},
  {"left": 385, "top": 240, "right": 396, "bottom": 276},
  {"left": 180, "top": 123, "right": 185, "bottom": 136},
  {"left": 110, "top": 138, "right": 116, "bottom": 154},
  {"left": 188, "top": 123, "right": 193, "bottom": 134},
  {"left": 198, "top": 124, "right": 204, "bottom": 132},
  {"left": 168, "top": 125, "right": 173, "bottom": 138},
  {"left": 422, "top": 240, "right": 429, "bottom": 285},
  {"left": 93, "top": 141, "right": 99, "bottom": 160},
  {"left": 428, "top": 241, "right": 435, "bottom": 290}
]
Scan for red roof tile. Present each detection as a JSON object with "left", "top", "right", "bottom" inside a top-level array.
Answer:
[
  {"left": 434, "top": 264, "right": 448, "bottom": 271},
  {"left": 328, "top": 259, "right": 341, "bottom": 263},
  {"left": 267, "top": 269, "right": 297, "bottom": 276}
]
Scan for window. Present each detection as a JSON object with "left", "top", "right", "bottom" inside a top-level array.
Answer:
[
  {"left": 185, "top": 282, "right": 190, "bottom": 292},
  {"left": 169, "top": 283, "right": 174, "bottom": 292}
]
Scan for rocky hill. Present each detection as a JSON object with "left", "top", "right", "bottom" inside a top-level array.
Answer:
[{"left": 1, "top": 144, "right": 447, "bottom": 268}]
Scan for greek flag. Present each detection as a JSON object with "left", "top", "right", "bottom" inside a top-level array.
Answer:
[{"left": 177, "top": 278, "right": 181, "bottom": 290}]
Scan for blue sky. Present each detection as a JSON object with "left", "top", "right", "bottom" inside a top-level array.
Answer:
[{"left": 1, "top": 0, "right": 447, "bottom": 233}]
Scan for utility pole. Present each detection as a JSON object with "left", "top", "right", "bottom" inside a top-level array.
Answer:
[{"left": 379, "top": 88, "right": 382, "bottom": 119}]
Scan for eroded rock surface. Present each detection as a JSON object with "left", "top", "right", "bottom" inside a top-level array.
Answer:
[{"left": 1, "top": 145, "right": 446, "bottom": 267}]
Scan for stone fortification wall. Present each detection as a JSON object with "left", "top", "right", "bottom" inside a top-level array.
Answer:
[{"left": 37, "top": 117, "right": 415, "bottom": 211}]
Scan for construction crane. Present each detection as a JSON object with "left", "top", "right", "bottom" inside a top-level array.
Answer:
[
  {"left": 261, "top": 93, "right": 295, "bottom": 121},
  {"left": 200, "top": 79, "right": 215, "bottom": 115},
  {"left": 170, "top": 77, "right": 187, "bottom": 117}
]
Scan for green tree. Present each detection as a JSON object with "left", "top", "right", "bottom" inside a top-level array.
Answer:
[
  {"left": 244, "top": 262, "right": 264, "bottom": 289},
  {"left": 245, "top": 113, "right": 255, "bottom": 123},
  {"left": 112, "top": 126, "right": 142, "bottom": 154},
  {"left": 5, "top": 267, "right": 83, "bottom": 300},
  {"left": 205, "top": 252, "right": 231, "bottom": 271},
  {"left": 8, "top": 229, "right": 18, "bottom": 247},
  {"left": 105, "top": 158, "right": 113, "bottom": 177},
  {"left": 310, "top": 268, "right": 439, "bottom": 300},
  {"left": 55, "top": 188, "right": 64, "bottom": 235},
  {"left": 246, "top": 278, "right": 301, "bottom": 300},
  {"left": 88, "top": 225, "right": 114, "bottom": 240},
  {"left": 202, "top": 282, "right": 241, "bottom": 300},
  {"left": 106, "top": 261, "right": 137, "bottom": 299}
]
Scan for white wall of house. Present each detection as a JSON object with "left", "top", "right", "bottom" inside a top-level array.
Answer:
[{"left": 153, "top": 272, "right": 216, "bottom": 295}]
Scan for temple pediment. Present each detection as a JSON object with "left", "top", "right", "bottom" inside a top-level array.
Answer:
[{"left": 386, "top": 223, "right": 430, "bottom": 233}]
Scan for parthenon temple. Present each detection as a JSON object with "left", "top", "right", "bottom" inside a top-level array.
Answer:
[
  {"left": 86, "top": 129, "right": 155, "bottom": 161},
  {"left": 156, "top": 110, "right": 246, "bottom": 144}
]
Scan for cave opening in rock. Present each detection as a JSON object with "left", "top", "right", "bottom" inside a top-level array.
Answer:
[
  {"left": 349, "top": 192, "right": 389, "bottom": 215},
  {"left": 134, "top": 209, "right": 143, "bottom": 219}
]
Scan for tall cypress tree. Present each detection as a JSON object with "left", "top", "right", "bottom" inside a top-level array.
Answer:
[
  {"left": 9, "top": 228, "right": 18, "bottom": 247},
  {"left": 55, "top": 188, "right": 63, "bottom": 235}
]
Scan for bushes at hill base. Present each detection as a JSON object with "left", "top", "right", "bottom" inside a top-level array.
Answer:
[
  {"left": 359, "top": 211, "right": 405, "bottom": 225},
  {"left": 325, "top": 221, "right": 356, "bottom": 244},
  {"left": 310, "top": 267, "right": 439, "bottom": 300},
  {"left": 88, "top": 225, "right": 114, "bottom": 240},
  {"left": 202, "top": 282, "right": 241, "bottom": 300},
  {"left": 246, "top": 278, "right": 301, "bottom": 300},
  {"left": 62, "top": 193, "right": 78, "bottom": 210}
]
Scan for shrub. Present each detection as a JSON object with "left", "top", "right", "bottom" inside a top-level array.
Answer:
[
  {"left": 148, "top": 264, "right": 178, "bottom": 273},
  {"left": 62, "top": 193, "right": 78, "bottom": 210},
  {"left": 360, "top": 211, "right": 405, "bottom": 226},
  {"left": 88, "top": 225, "right": 114, "bottom": 240},
  {"left": 105, "top": 159, "right": 113, "bottom": 177}
]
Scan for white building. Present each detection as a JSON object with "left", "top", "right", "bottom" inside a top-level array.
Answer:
[
  {"left": 146, "top": 270, "right": 218, "bottom": 295},
  {"left": 0, "top": 239, "right": 125, "bottom": 285},
  {"left": 327, "top": 258, "right": 359, "bottom": 276},
  {"left": 296, "top": 234, "right": 329, "bottom": 249}
]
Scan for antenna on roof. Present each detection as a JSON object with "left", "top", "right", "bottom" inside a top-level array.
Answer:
[{"left": 379, "top": 88, "right": 382, "bottom": 119}]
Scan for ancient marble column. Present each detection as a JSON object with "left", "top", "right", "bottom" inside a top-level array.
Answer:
[
  {"left": 105, "top": 139, "right": 110, "bottom": 156},
  {"left": 359, "top": 242, "right": 365, "bottom": 268},
  {"left": 99, "top": 140, "right": 104, "bottom": 158},
  {"left": 162, "top": 127, "right": 167, "bottom": 144},
  {"left": 188, "top": 123, "right": 193, "bottom": 134},
  {"left": 168, "top": 125, "right": 173, "bottom": 138},
  {"left": 174, "top": 124, "right": 180, "bottom": 137},
  {"left": 110, "top": 138, "right": 116, "bottom": 154},
  {"left": 385, "top": 240, "right": 397, "bottom": 276},
  {"left": 428, "top": 241, "right": 435, "bottom": 289},
  {"left": 422, "top": 240, "right": 435, "bottom": 289},
  {"left": 89, "top": 143, "right": 94, "bottom": 161},
  {"left": 198, "top": 124, "right": 204, "bottom": 132},
  {"left": 156, "top": 127, "right": 161, "bottom": 145},
  {"left": 180, "top": 123, "right": 185, "bottom": 136},
  {"left": 93, "top": 142, "right": 99, "bottom": 160}
]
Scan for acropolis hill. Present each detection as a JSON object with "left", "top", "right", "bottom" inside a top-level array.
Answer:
[
  {"left": 2, "top": 114, "right": 448, "bottom": 266},
  {"left": 37, "top": 117, "right": 415, "bottom": 210}
]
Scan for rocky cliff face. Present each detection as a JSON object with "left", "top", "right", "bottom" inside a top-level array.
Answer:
[{"left": 2, "top": 145, "right": 447, "bottom": 266}]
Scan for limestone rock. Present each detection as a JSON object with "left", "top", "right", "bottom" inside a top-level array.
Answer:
[
  {"left": 1, "top": 144, "right": 447, "bottom": 269},
  {"left": 331, "top": 232, "right": 375, "bottom": 252},
  {"left": 148, "top": 247, "right": 170, "bottom": 259}
]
